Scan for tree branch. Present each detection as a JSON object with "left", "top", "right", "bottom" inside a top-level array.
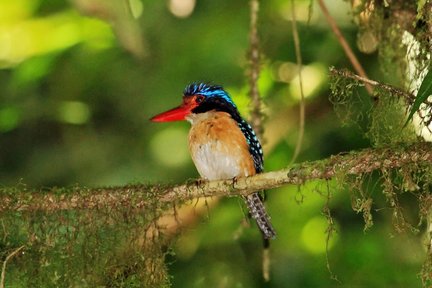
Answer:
[
  {"left": 289, "top": 0, "right": 306, "bottom": 165},
  {"left": 0, "top": 245, "right": 24, "bottom": 288},
  {"left": 248, "top": 0, "right": 263, "bottom": 137},
  {"left": 1, "top": 142, "right": 430, "bottom": 213},
  {"left": 330, "top": 67, "right": 418, "bottom": 104},
  {"left": 318, "top": 0, "right": 373, "bottom": 95}
]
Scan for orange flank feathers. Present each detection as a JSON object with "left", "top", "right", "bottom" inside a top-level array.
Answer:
[{"left": 188, "top": 111, "right": 256, "bottom": 180}]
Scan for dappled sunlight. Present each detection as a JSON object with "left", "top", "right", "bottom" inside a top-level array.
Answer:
[
  {"left": 274, "top": 61, "right": 298, "bottom": 83},
  {"left": 0, "top": 9, "right": 113, "bottom": 67},
  {"left": 56, "top": 100, "right": 91, "bottom": 125},
  {"left": 0, "top": 106, "right": 20, "bottom": 132},
  {"left": 0, "top": 0, "right": 38, "bottom": 23},
  {"left": 290, "top": 63, "right": 328, "bottom": 100},
  {"left": 301, "top": 216, "right": 338, "bottom": 254},
  {"left": 168, "top": 0, "right": 196, "bottom": 18},
  {"left": 129, "top": 0, "right": 144, "bottom": 19},
  {"left": 150, "top": 127, "right": 190, "bottom": 167},
  {"left": 273, "top": 61, "right": 328, "bottom": 98}
]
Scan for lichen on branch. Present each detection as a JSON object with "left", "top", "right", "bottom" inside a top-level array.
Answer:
[{"left": 1, "top": 142, "right": 430, "bottom": 213}]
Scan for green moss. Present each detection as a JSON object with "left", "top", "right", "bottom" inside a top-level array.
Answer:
[
  {"left": 0, "top": 183, "right": 174, "bottom": 287},
  {"left": 366, "top": 90, "right": 417, "bottom": 147},
  {"left": 329, "top": 73, "right": 371, "bottom": 130}
]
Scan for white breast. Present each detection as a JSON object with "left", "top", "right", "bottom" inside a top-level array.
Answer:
[
  {"left": 187, "top": 111, "right": 255, "bottom": 181},
  {"left": 191, "top": 141, "right": 250, "bottom": 180}
]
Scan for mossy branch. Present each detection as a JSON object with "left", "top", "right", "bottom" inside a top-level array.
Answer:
[
  {"left": 330, "top": 67, "right": 419, "bottom": 104},
  {"left": 1, "top": 245, "right": 24, "bottom": 288},
  {"left": 1, "top": 142, "right": 430, "bottom": 213}
]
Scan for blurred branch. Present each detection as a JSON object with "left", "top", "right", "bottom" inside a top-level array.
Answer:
[
  {"left": 247, "top": 1, "right": 269, "bottom": 281},
  {"left": 1, "top": 245, "right": 24, "bottom": 288},
  {"left": 318, "top": 0, "right": 373, "bottom": 95},
  {"left": 1, "top": 142, "right": 431, "bottom": 213},
  {"left": 289, "top": 0, "right": 305, "bottom": 164},
  {"left": 248, "top": 0, "right": 264, "bottom": 137},
  {"left": 72, "top": 0, "right": 146, "bottom": 59}
]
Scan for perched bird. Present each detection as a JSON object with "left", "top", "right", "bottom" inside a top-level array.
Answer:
[{"left": 151, "top": 83, "right": 276, "bottom": 240}]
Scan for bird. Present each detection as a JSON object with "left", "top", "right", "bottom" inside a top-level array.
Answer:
[{"left": 151, "top": 83, "right": 276, "bottom": 240}]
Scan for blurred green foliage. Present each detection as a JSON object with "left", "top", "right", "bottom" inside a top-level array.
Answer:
[{"left": 0, "top": 0, "right": 430, "bottom": 287}]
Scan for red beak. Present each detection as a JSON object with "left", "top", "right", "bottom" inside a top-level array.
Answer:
[{"left": 150, "top": 105, "right": 193, "bottom": 122}]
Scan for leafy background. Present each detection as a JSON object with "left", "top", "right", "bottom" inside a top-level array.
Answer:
[{"left": 0, "top": 0, "right": 427, "bottom": 287}]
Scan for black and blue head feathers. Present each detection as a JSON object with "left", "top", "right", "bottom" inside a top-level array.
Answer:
[{"left": 184, "top": 83, "right": 237, "bottom": 109}]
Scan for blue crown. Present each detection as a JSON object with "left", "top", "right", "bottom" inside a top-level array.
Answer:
[{"left": 184, "top": 83, "right": 237, "bottom": 108}]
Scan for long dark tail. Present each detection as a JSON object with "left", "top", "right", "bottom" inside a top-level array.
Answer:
[{"left": 244, "top": 193, "right": 276, "bottom": 239}]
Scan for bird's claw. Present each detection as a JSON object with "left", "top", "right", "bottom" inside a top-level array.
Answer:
[
  {"left": 231, "top": 176, "right": 238, "bottom": 188},
  {"left": 195, "top": 178, "right": 206, "bottom": 186}
]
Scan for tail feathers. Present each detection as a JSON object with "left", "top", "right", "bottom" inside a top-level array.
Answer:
[{"left": 244, "top": 193, "right": 276, "bottom": 239}]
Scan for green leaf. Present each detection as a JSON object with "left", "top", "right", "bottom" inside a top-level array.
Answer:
[{"left": 405, "top": 66, "right": 432, "bottom": 126}]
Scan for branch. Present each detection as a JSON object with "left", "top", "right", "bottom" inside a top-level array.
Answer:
[
  {"left": 289, "top": 0, "right": 305, "bottom": 164},
  {"left": 330, "top": 67, "right": 418, "bottom": 104},
  {"left": 317, "top": 0, "right": 373, "bottom": 95},
  {"left": 248, "top": 0, "right": 264, "bottom": 137},
  {"left": 0, "top": 246, "right": 24, "bottom": 288},
  {"left": 0, "top": 142, "right": 430, "bottom": 213}
]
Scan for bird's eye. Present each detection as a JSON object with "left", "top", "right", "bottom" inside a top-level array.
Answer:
[{"left": 196, "top": 95, "right": 204, "bottom": 103}]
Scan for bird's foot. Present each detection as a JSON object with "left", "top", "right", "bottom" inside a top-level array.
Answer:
[
  {"left": 231, "top": 176, "right": 238, "bottom": 188},
  {"left": 195, "top": 178, "right": 206, "bottom": 186}
]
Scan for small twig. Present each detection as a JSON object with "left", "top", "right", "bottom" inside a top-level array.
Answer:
[
  {"left": 1, "top": 221, "right": 7, "bottom": 242},
  {"left": 248, "top": 0, "right": 264, "bottom": 137},
  {"left": 317, "top": 0, "right": 373, "bottom": 95},
  {"left": 324, "top": 181, "right": 340, "bottom": 283},
  {"left": 289, "top": 0, "right": 306, "bottom": 165},
  {"left": 329, "top": 67, "right": 418, "bottom": 104},
  {"left": 248, "top": 2, "right": 271, "bottom": 281},
  {"left": 1, "top": 245, "right": 24, "bottom": 288},
  {"left": 262, "top": 247, "right": 270, "bottom": 281}
]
